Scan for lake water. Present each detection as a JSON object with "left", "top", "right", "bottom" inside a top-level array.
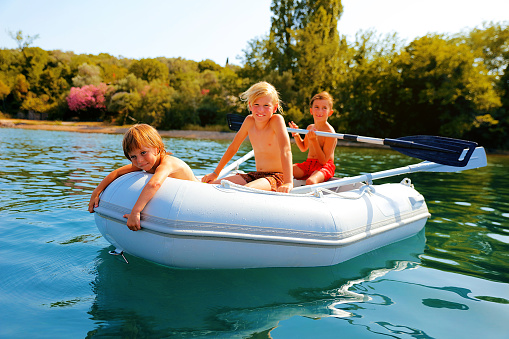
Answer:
[{"left": 1, "top": 127, "right": 508, "bottom": 338}]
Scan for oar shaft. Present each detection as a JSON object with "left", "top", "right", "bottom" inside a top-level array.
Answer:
[
  {"left": 288, "top": 128, "right": 385, "bottom": 145},
  {"left": 218, "top": 150, "right": 255, "bottom": 179},
  {"left": 287, "top": 128, "right": 453, "bottom": 152}
]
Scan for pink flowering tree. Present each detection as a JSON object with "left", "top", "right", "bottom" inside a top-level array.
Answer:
[{"left": 67, "top": 83, "right": 108, "bottom": 120}]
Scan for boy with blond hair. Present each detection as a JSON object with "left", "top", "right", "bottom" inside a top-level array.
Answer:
[
  {"left": 202, "top": 81, "right": 293, "bottom": 193},
  {"left": 89, "top": 124, "right": 198, "bottom": 231},
  {"left": 288, "top": 91, "right": 337, "bottom": 185}
]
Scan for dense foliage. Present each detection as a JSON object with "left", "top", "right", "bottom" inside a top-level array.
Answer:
[{"left": 1, "top": 3, "right": 508, "bottom": 149}]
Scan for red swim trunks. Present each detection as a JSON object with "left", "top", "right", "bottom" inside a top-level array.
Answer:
[
  {"left": 296, "top": 158, "right": 336, "bottom": 181},
  {"left": 239, "top": 171, "right": 285, "bottom": 192}
]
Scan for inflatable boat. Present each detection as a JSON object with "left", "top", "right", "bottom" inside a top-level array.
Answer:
[{"left": 93, "top": 147, "right": 486, "bottom": 269}]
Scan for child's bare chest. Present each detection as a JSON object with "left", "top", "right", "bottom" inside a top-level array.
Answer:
[
  {"left": 249, "top": 129, "right": 278, "bottom": 151},
  {"left": 310, "top": 135, "right": 327, "bottom": 148}
]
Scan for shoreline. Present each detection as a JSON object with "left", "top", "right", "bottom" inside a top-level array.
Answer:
[
  {"left": 2, "top": 118, "right": 507, "bottom": 154},
  {"left": 0, "top": 119, "right": 237, "bottom": 140},
  {"left": 0, "top": 118, "right": 370, "bottom": 147}
]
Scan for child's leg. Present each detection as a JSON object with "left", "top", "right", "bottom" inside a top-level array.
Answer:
[
  {"left": 293, "top": 163, "right": 306, "bottom": 179},
  {"left": 245, "top": 178, "right": 272, "bottom": 191},
  {"left": 210, "top": 174, "right": 248, "bottom": 185},
  {"left": 305, "top": 170, "right": 325, "bottom": 185}
]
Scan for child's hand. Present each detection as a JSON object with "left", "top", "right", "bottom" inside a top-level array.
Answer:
[
  {"left": 202, "top": 172, "right": 218, "bottom": 183},
  {"left": 123, "top": 212, "right": 141, "bottom": 231},
  {"left": 277, "top": 182, "right": 294, "bottom": 193},
  {"left": 88, "top": 193, "right": 100, "bottom": 213},
  {"left": 307, "top": 127, "right": 317, "bottom": 141},
  {"left": 288, "top": 121, "right": 299, "bottom": 137}
]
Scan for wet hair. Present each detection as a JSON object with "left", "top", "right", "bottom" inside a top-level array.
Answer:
[
  {"left": 240, "top": 81, "right": 283, "bottom": 114},
  {"left": 122, "top": 124, "right": 168, "bottom": 160},
  {"left": 309, "top": 91, "right": 334, "bottom": 109}
]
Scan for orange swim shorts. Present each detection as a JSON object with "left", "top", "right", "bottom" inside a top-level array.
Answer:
[
  {"left": 295, "top": 158, "right": 336, "bottom": 181},
  {"left": 239, "top": 171, "right": 285, "bottom": 192}
]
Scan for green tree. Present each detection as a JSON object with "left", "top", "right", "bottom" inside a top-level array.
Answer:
[
  {"left": 21, "top": 47, "right": 50, "bottom": 89},
  {"left": 0, "top": 49, "right": 22, "bottom": 83},
  {"left": 217, "top": 65, "right": 251, "bottom": 113},
  {"left": 458, "top": 22, "right": 509, "bottom": 148},
  {"left": 9, "top": 30, "right": 39, "bottom": 52},
  {"left": 241, "top": 0, "right": 343, "bottom": 117},
  {"left": 136, "top": 80, "right": 174, "bottom": 127},
  {"left": 101, "top": 63, "right": 129, "bottom": 84},
  {"left": 128, "top": 58, "right": 169, "bottom": 83},
  {"left": 20, "top": 92, "right": 53, "bottom": 114},
  {"left": 393, "top": 35, "right": 501, "bottom": 137},
  {"left": 462, "top": 21, "right": 509, "bottom": 75},
  {"left": 165, "top": 58, "right": 200, "bottom": 89},
  {"left": 12, "top": 74, "right": 29, "bottom": 103},
  {"left": 331, "top": 30, "right": 403, "bottom": 136},
  {"left": 72, "top": 63, "right": 102, "bottom": 86},
  {"left": 265, "top": 0, "right": 303, "bottom": 74},
  {"left": 265, "top": 0, "right": 342, "bottom": 75},
  {"left": 114, "top": 73, "right": 147, "bottom": 93},
  {"left": 39, "top": 67, "right": 70, "bottom": 101},
  {"left": 8, "top": 29, "right": 40, "bottom": 72},
  {"left": 0, "top": 79, "right": 10, "bottom": 112},
  {"left": 108, "top": 91, "right": 142, "bottom": 125},
  {"left": 107, "top": 74, "right": 146, "bottom": 124},
  {"left": 294, "top": 2, "right": 342, "bottom": 104},
  {"left": 198, "top": 59, "right": 222, "bottom": 72},
  {"left": 158, "top": 58, "right": 201, "bottom": 129}
]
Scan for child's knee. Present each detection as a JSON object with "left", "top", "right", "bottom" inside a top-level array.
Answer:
[
  {"left": 293, "top": 165, "right": 305, "bottom": 179},
  {"left": 305, "top": 177, "right": 318, "bottom": 185},
  {"left": 306, "top": 172, "right": 325, "bottom": 185}
]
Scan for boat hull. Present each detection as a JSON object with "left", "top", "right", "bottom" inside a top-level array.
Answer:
[{"left": 94, "top": 172, "right": 430, "bottom": 268}]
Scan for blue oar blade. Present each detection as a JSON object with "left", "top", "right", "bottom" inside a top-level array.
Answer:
[
  {"left": 227, "top": 113, "right": 246, "bottom": 131},
  {"left": 391, "top": 135, "right": 477, "bottom": 167}
]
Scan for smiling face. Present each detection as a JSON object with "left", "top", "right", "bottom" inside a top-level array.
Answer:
[
  {"left": 123, "top": 124, "right": 167, "bottom": 161},
  {"left": 248, "top": 95, "right": 278, "bottom": 123},
  {"left": 127, "top": 146, "right": 160, "bottom": 173},
  {"left": 310, "top": 99, "right": 333, "bottom": 122}
]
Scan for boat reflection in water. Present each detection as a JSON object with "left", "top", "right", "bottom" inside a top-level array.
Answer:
[{"left": 87, "top": 229, "right": 425, "bottom": 337}]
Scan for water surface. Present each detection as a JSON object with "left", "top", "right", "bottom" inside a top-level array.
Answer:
[{"left": 1, "top": 128, "right": 508, "bottom": 338}]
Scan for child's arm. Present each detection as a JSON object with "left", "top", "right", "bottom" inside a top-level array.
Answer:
[
  {"left": 202, "top": 117, "right": 251, "bottom": 183},
  {"left": 288, "top": 121, "right": 309, "bottom": 152},
  {"left": 88, "top": 164, "right": 140, "bottom": 213},
  {"left": 122, "top": 156, "right": 176, "bottom": 231},
  {"left": 308, "top": 128, "right": 337, "bottom": 165},
  {"left": 272, "top": 115, "right": 294, "bottom": 193}
]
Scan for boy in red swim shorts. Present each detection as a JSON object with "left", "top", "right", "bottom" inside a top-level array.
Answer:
[{"left": 289, "top": 91, "right": 337, "bottom": 185}]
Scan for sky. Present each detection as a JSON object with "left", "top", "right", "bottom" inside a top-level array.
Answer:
[{"left": 1, "top": 0, "right": 508, "bottom": 66}]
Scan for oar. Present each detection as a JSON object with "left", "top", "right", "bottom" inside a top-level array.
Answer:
[
  {"left": 218, "top": 150, "right": 255, "bottom": 179},
  {"left": 226, "top": 113, "right": 478, "bottom": 167},
  {"left": 291, "top": 146, "right": 487, "bottom": 194}
]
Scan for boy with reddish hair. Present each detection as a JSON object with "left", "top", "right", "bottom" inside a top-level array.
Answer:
[
  {"left": 89, "top": 124, "right": 198, "bottom": 231},
  {"left": 288, "top": 91, "right": 336, "bottom": 185}
]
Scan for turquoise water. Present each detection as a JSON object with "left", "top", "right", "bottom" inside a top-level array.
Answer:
[{"left": 1, "top": 128, "right": 508, "bottom": 338}]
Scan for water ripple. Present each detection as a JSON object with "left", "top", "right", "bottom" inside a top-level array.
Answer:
[{"left": 1, "top": 127, "right": 509, "bottom": 337}]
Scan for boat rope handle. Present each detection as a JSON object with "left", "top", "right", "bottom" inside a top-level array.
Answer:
[
  {"left": 220, "top": 179, "right": 376, "bottom": 199},
  {"left": 365, "top": 173, "right": 373, "bottom": 186},
  {"left": 220, "top": 180, "right": 317, "bottom": 197},
  {"left": 400, "top": 178, "right": 414, "bottom": 188},
  {"left": 315, "top": 184, "right": 374, "bottom": 199}
]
